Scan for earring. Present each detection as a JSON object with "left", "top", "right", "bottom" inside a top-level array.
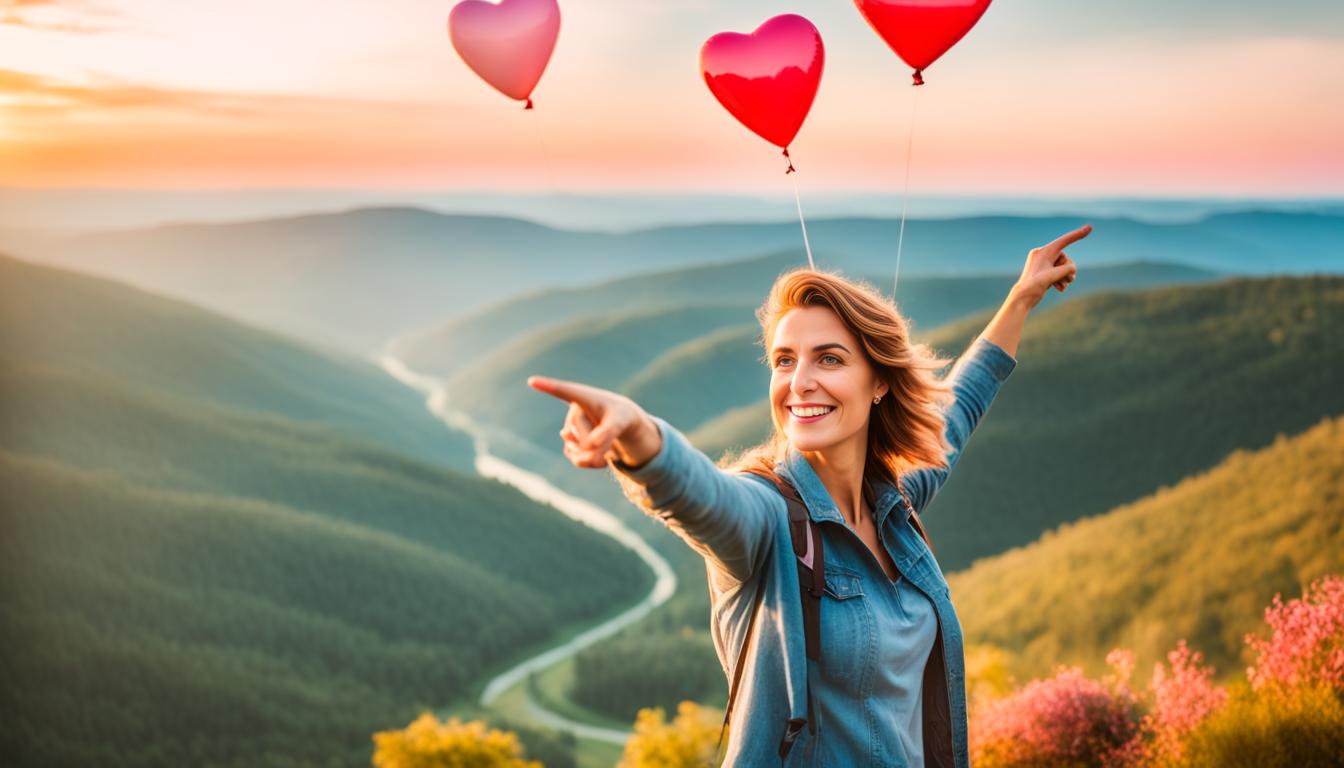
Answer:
[{"left": 873, "top": 396, "right": 882, "bottom": 405}]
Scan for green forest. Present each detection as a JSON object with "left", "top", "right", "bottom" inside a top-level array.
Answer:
[{"left": 0, "top": 255, "right": 651, "bottom": 767}]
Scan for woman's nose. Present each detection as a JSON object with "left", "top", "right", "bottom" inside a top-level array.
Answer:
[{"left": 790, "top": 364, "right": 817, "bottom": 396}]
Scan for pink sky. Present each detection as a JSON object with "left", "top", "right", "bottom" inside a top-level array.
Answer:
[{"left": 1, "top": 0, "right": 1341, "bottom": 195}]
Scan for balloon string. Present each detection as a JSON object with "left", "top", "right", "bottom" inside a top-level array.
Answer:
[
  {"left": 894, "top": 84, "right": 921, "bottom": 298},
  {"left": 790, "top": 165, "right": 815, "bottom": 270},
  {"left": 527, "top": 103, "right": 559, "bottom": 193},
  {"left": 782, "top": 147, "right": 796, "bottom": 174}
]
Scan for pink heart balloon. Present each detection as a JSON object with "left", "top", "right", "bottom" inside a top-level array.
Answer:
[
  {"left": 700, "top": 14, "right": 825, "bottom": 151},
  {"left": 854, "top": 0, "right": 992, "bottom": 84},
  {"left": 448, "top": 0, "right": 560, "bottom": 107}
]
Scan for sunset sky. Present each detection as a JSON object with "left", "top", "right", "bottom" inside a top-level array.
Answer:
[{"left": 2, "top": 0, "right": 1341, "bottom": 195}]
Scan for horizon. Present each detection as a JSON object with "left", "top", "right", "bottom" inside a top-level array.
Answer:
[{"left": 3, "top": 188, "right": 1341, "bottom": 234}]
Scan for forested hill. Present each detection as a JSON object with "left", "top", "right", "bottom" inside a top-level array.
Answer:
[
  {"left": 950, "top": 413, "right": 1344, "bottom": 686},
  {"left": 0, "top": 254, "right": 652, "bottom": 767},
  {"left": 0, "top": 253, "right": 474, "bottom": 471},
  {"left": 919, "top": 275, "right": 1344, "bottom": 571}
]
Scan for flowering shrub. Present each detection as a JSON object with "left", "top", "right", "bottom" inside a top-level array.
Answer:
[
  {"left": 617, "top": 701, "right": 724, "bottom": 768},
  {"left": 371, "top": 712, "right": 542, "bottom": 768},
  {"left": 970, "top": 662, "right": 1142, "bottom": 768},
  {"left": 1130, "top": 641, "right": 1228, "bottom": 767},
  {"left": 1245, "top": 574, "right": 1344, "bottom": 694},
  {"left": 968, "top": 575, "right": 1344, "bottom": 767}
]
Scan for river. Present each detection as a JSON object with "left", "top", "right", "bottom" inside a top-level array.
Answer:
[{"left": 375, "top": 345, "right": 678, "bottom": 746}]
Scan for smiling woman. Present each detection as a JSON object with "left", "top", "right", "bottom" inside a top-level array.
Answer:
[{"left": 527, "top": 226, "right": 1088, "bottom": 766}]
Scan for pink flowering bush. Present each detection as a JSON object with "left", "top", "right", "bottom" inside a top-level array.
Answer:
[
  {"left": 968, "top": 575, "right": 1344, "bottom": 767},
  {"left": 1245, "top": 574, "right": 1344, "bottom": 694},
  {"left": 970, "top": 662, "right": 1142, "bottom": 768},
  {"left": 1126, "top": 641, "right": 1228, "bottom": 767}
]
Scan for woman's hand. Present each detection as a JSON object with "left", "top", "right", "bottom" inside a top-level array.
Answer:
[
  {"left": 1012, "top": 223, "right": 1091, "bottom": 311},
  {"left": 527, "top": 376, "right": 663, "bottom": 469}
]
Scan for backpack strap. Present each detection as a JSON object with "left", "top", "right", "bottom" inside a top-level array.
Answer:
[{"left": 717, "top": 469, "right": 824, "bottom": 765}]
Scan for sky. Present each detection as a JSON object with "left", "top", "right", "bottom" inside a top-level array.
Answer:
[{"left": 1, "top": 0, "right": 1342, "bottom": 196}]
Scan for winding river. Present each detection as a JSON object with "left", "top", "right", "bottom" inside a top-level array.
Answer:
[{"left": 375, "top": 345, "right": 678, "bottom": 746}]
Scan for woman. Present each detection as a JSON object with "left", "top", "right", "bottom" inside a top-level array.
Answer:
[{"left": 528, "top": 223, "right": 1090, "bottom": 767}]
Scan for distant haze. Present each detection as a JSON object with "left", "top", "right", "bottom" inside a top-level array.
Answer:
[{"left": 2, "top": 188, "right": 1340, "bottom": 234}]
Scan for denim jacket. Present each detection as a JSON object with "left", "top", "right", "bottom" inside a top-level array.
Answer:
[{"left": 614, "top": 336, "right": 1017, "bottom": 767}]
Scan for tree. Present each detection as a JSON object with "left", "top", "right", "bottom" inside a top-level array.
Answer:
[
  {"left": 372, "top": 712, "right": 542, "bottom": 768},
  {"left": 617, "top": 701, "right": 724, "bottom": 768}
]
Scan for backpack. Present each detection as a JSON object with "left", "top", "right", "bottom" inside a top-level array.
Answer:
[{"left": 716, "top": 469, "right": 929, "bottom": 764}]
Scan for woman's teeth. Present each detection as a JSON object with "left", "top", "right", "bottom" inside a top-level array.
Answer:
[{"left": 790, "top": 406, "right": 834, "bottom": 418}]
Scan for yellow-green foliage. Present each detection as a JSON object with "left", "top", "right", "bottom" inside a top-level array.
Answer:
[
  {"left": 950, "top": 414, "right": 1344, "bottom": 685},
  {"left": 964, "top": 643, "right": 1019, "bottom": 703},
  {"left": 1175, "top": 683, "right": 1344, "bottom": 768},
  {"left": 617, "top": 701, "right": 725, "bottom": 768},
  {"left": 372, "top": 712, "right": 541, "bottom": 768}
]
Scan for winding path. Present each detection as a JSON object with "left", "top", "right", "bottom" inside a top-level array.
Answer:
[{"left": 375, "top": 344, "right": 677, "bottom": 746}]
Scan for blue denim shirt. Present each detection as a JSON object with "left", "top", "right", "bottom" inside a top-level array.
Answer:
[{"left": 615, "top": 336, "right": 1017, "bottom": 767}]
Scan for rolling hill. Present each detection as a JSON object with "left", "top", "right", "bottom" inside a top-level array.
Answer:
[
  {"left": 0, "top": 253, "right": 475, "bottom": 472},
  {"left": 397, "top": 255, "right": 1223, "bottom": 381},
  {"left": 0, "top": 255, "right": 652, "bottom": 767},
  {"left": 949, "top": 413, "right": 1344, "bottom": 686},
  {"left": 12, "top": 207, "right": 1336, "bottom": 356}
]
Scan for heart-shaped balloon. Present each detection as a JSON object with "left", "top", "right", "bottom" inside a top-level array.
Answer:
[
  {"left": 699, "top": 14, "right": 825, "bottom": 150},
  {"left": 448, "top": 0, "right": 560, "bottom": 107},
  {"left": 853, "top": 0, "right": 991, "bottom": 84}
]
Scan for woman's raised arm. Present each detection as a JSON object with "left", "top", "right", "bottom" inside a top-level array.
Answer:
[
  {"left": 899, "top": 223, "right": 1092, "bottom": 514},
  {"left": 528, "top": 376, "right": 782, "bottom": 585}
]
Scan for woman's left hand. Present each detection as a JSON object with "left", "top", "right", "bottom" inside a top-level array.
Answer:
[{"left": 1013, "top": 223, "right": 1091, "bottom": 310}]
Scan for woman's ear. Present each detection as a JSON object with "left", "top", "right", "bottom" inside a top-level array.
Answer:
[{"left": 876, "top": 380, "right": 890, "bottom": 401}]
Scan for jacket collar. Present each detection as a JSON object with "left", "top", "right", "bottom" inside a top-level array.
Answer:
[{"left": 778, "top": 443, "right": 908, "bottom": 528}]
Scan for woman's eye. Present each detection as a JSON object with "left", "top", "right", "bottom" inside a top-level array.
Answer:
[
  {"left": 822, "top": 354, "right": 842, "bottom": 365},
  {"left": 775, "top": 357, "right": 794, "bottom": 368}
]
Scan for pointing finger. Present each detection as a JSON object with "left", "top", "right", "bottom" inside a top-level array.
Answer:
[
  {"left": 528, "top": 375, "right": 603, "bottom": 409},
  {"left": 1044, "top": 223, "right": 1092, "bottom": 253}
]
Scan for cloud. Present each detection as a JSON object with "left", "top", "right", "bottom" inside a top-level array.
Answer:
[
  {"left": 0, "top": 0, "right": 128, "bottom": 34},
  {"left": 0, "top": 68, "right": 443, "bottom": 116}
]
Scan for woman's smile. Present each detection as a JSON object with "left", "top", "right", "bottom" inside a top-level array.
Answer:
[{"left": 788, "top": 403, "right": 836, "bottom": 422}]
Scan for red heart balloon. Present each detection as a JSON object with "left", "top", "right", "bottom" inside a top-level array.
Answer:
[
  {"left": 699, "top": 14, "right": 825, "bottom": 150},
  {"left": 853, "top": 0, "right": 992, "bottom": 84}
]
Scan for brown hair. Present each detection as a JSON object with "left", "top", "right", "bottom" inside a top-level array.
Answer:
[{"left": 723, "top": 268, "right": 958, "bottom": 539}]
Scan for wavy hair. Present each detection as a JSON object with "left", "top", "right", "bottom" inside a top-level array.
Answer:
[{"left": 723, "top": 268, "right": 958, "bottom": 537}]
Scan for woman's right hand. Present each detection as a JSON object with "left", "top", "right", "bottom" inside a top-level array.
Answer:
[{"left": 527, "top": 376, "right": 663, "bottom": 469}]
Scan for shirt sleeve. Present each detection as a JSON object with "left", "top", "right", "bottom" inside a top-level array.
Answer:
[
  {"left": 898, "top": 336, "right": 1017, "bottom": 516},
  {"left": 610, "top": 415, "right": 783, "bottom": 586}
]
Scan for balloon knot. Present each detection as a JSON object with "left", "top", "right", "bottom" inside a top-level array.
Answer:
[
  {"left": 912, "top": 70, "right": 924, "bottom": 86},
  {"left": 524, "top": 98, "right": 534, "bottom": 110},
  {"left": 783, "top": 147, "right": 796, "bottom": 174}
]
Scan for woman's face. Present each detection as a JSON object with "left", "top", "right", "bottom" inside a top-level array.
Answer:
[{"left": 769, "top": 305, "right": 889, "bottom": 456}]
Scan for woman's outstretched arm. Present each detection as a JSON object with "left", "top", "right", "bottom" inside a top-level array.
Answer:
[
  {"left": 900, "top": 222, "right": 1092, "bottom": 514},
  {"left": 528, "top": 376, "right": 781, "bottom": 586}
]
